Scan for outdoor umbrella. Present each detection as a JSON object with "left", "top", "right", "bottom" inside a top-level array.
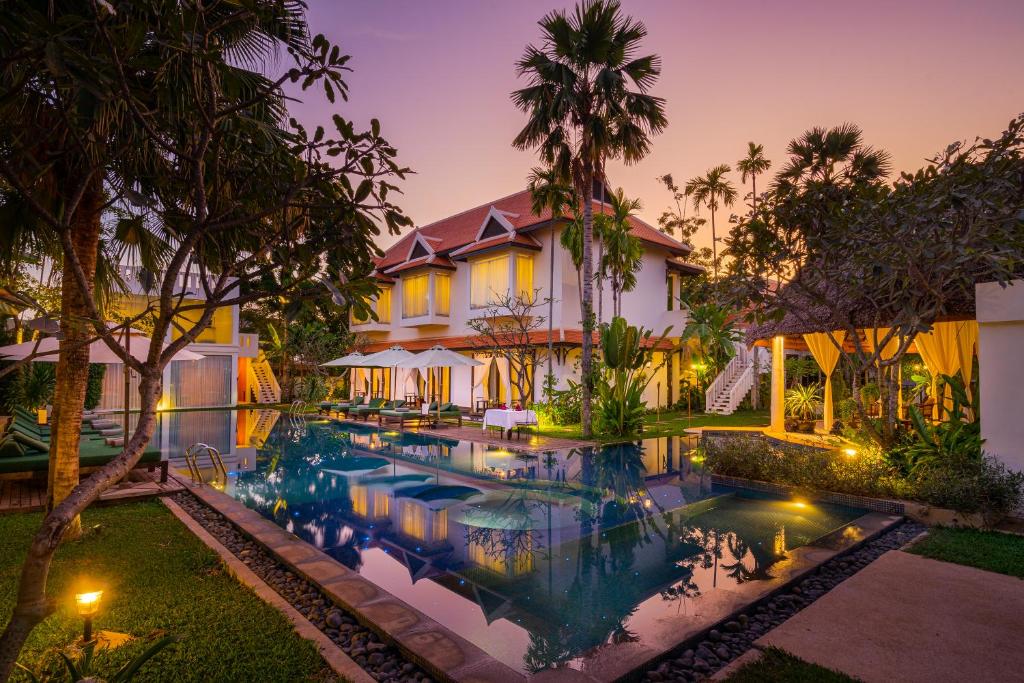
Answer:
[
  {"left": 0, "top": 326, "right": 204, "bottom": 433},
  {"left": 360, "top": 346, "right": 414, "bottom": 402},
  {"left": 321, "top": 351, "right": 366, "bottom": 367},
  {"left": 396, "top": 346, "right": 481, "bottom": 424}
]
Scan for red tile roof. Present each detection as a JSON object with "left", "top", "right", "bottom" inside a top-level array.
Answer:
[
  {"left": 450, "top": 232, "right": 542, "bottom": 259},
  {"left": 377, "top": 188, "right": 691, "bottom": 270},
  {"left": 382, "top": 254, "right": 456, "bottom": 275}
]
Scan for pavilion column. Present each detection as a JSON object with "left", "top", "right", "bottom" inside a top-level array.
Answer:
[{"left": 770, "top": 336, "right": 786, "bottom": 431}]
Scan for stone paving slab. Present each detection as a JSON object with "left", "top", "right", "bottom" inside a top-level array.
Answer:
[{"left": 755, "top": 550, "right": 1024, "bottom": 683}]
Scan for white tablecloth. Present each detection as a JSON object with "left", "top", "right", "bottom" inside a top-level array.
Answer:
[{"left": 482, "top": 409, "right": 538, "bottom": 431}]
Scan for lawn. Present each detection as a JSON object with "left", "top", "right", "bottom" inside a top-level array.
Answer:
[
  {"left": 907, "top": 526, "right": 1024, "bottom": 579},
  {"left": 535, "top": 408, "right": 770, "bottom": 442},
  {"left": 0, "top": 500, "right": 335, "bottom": 682},
  {"left": 725, "top": 647, "right": 858, "bottom": 682}
]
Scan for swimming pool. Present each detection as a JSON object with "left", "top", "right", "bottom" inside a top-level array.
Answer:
[{"left": 170, "top": 410, "right": 872, "bottom": 675}]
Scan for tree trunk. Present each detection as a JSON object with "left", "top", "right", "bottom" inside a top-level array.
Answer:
[
  {"left": 46, "top": 177, "right": 104, "bottom": 540},
  {"left": 710, "top": 205, "right": 718, "bottom": 280},
  {"left": 580, "top": 175, "right": 595, "bottom": 439},
  {"left": 0, "top": 370, "right": 163, "bottom": 681},
  {"left": 596, "top": 239, "right": 604, "bottom": 328},
  {"left": 547, "top": 225, "right": 554, "bottom": 396}
]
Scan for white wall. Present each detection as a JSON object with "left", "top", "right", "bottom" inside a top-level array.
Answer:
[{"left": 977, "top": 279, "right": 1024, "bottom": 473}]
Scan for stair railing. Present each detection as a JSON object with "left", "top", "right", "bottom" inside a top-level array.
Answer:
[{"left": 704, "top": 344, "right": 751, "bottom": 413}]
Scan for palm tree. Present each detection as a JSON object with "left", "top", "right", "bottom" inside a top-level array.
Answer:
[
  {"left": 736, "top": 142, "right": 771, "bottom": 212},
  {"left": 775, "top": 123, "right": 891, "bottom": 190},
  {"left": 528, "top": 166, "right": 575, "bottom": 395},
  {"left": 736, "top": 143, "right": 771, "bottom": 409},
  {"left": 685, "top": 165, "right": 736, "bottom": 280},
  {"left": 599, "top": 188, "right": 644, "bottom": 317},
  {"left": 681, "top": 302, "right": 741, "bottom": 380},
  {"left": 512, "top": 0, "right": 667, "bottom": 438}
]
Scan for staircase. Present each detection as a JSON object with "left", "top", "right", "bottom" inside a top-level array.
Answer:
[
  {"left": 247, "top": 409, "right": 280, "bottom": 447},
  {"left": 705, "top": 345, "right": 765, "bottom": 415},
  {"left": 248, "top": 351, "right": 281, "bottom": 404}
]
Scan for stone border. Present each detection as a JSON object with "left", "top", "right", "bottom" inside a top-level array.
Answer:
[
  {"left": 160, "top": 496, "right": 376, "bottom": 683},
  {"left": 710, "top": 474, "right": 906, "bottom": 516},
  {"left": 179, "top": 480, "right": 524, "bottom": 683}
]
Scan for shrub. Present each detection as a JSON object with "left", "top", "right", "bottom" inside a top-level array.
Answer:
[
  {"left": 85, "top": 363, "right": 106, "bottom": 410},
  {"left": 536, "top": 379, "right": 582, "bottom": 426},
  {"left": 913, "top": 456, "right": 1024, "bottom": 525},
  {"left": 293, "top": 374, "right": 328, "bottom": 404}
]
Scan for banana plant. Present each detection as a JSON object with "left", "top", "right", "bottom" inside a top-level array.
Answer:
[{"left": 594, "top": 317, "right": 671, "bottom": 437}]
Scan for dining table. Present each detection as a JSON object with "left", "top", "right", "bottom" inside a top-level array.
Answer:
[{"left": 482, "top": 408, "right": 539, "bottom": 439}]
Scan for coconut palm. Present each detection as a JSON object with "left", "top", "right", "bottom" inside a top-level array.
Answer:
[
  {"left": 685, "top": 165, "right": 737, "bottom": 279},
  {"left": 736, "top": 142, "right": 771, "bottom": 212},
  {"left": 528, "top": 166, "right": 576, "bottom": 393},
  {"left": 599, "top": 189, "right": 644, "bottom": 317},
  {"left": 512, "top": 0, "right": 667, "bottom": 438}
]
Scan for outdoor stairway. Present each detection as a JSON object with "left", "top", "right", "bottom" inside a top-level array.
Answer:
[
  {"left": 248, "top": 351, "right": 281, "bottom": 404},
  {"left": 247, "top": 410, "right": 280, "bottom": 447},
  {"left": 705, "top": 345, "right": 764, "bottom": 415}
]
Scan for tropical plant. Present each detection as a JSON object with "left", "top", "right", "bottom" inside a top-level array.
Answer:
[
  {"left": 904, "top": 373, "right": 981, "bottom": 472},
  {"left": 784, "top": 383, "right": 822, "bottom": 421},
  {"left": 736, "top": 142, "right": 772, "bottom": 212},
  {"left": 4, "top": 363, "right": 55, "bottom": 412},
  {"left": 16, "top": 635, "right": 176, "bottom": 683},
  {"left": 599, "top": 188, "right": 644, "bottom": 318},
  {"left": 536, "top": 378, "right": 583, "bottom": 426},
  {"left": 528, "top": 166, "right": 576, "bottom": 387},
  {"left": 512, "top": 0, "right": 668, "bottom": 438},
  {"left": 84, "top": 364, "right": 106, "bottom": 411},
  {"left": 680, "top": 301, "right": 740, "bottom": 378},
  {"left": 594, "top": 316, "right": 669, "bottom": 437},
  {"left": 685, "top": 165, "right": 736, "bottom": 278}
]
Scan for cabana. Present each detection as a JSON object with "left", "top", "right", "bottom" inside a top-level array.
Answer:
[{"left": 746, "top": 280, "right": 978, "bottom": 434}]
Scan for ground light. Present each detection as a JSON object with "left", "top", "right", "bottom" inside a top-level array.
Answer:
[
  {"left": 843, "top": 447, "right": 858, "bottom": 457},
  {"left": 75, "top": 590, "right": 102, "bottom": 643}
]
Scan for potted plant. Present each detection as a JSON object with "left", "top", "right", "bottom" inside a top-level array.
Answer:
[{"left": 785, "top": 383, "right": 823, "bottom": 433}]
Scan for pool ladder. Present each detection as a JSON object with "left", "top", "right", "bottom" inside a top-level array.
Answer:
[
  {"left": 184, "top": 442, "right": 228, "bottom": 486},
  {"left": 288, "top": 400, "right": 308, "bottom": 417}
]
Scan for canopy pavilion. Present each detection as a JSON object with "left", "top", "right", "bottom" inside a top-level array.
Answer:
[{"left": 745, "top": 280, "right": 978, "bottom": 435}]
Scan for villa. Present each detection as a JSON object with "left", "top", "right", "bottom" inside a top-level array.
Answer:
[{"left": 349, "top": 182, "right": 703, "bottom": 409}]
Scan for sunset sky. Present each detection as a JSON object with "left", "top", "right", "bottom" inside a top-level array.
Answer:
[{"left": 290, "top": 0, "right": 1024, "bottom": 252}]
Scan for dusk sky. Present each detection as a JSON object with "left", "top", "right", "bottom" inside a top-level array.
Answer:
[{"left": 290, "top": 0, "right": 1024, "bottom": 252}]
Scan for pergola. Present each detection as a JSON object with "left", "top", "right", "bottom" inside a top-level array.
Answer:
[{"left": 746, "top": 283, "right": 978, "bottom": 433}]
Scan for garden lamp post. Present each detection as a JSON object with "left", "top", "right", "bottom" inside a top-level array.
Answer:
[{"left": 75, "top": 590, "right": 102, "bottom": 643}]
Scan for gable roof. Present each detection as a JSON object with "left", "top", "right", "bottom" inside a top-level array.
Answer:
[{"left": 376, "top": 187, "right": 691, "bottom": 271}]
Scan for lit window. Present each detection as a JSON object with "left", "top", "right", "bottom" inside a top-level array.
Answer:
[
  {"left": 400, "top": 501, "right": 426, "bottom": 540},
  {"left": 402, "top": 273, "right": 429, "bottom": 318},
  {"left": 515, "top": 254, "right": 534, "bottom": 302},
  {"left": 434, "top": 273, "right": 450, "bottom": 316},
  {"left": 470, "top": 255, "right": 509, "bottom": 308},
  {"left": 431, "top": 508, "right": 447, "bottom": 542},
  {"left": 376, "top": 288, "right": 392, "bottom": 323}
]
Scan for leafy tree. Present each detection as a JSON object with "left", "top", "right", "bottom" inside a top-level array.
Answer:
[
  {"left": 468, "top": 289, "right": 551, "bottom": 405},
  {"left": 680, "top": 301, "right": 741, "bottom": 379},
  {"left": 0, "top": 2, "right": 409, "bottom": 674},
  {"left": 512, "top": 0, "right": 667, "bottom": 438},
  {"left": 598, "top": 188, "right": 644, "bottom": 318},
  {"left": 686, "top": 165, "right": 737, "bottom": 279}
]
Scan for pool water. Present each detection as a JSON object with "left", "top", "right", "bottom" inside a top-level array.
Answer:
[{"left": 177, "top": 411, "right": 868, "bottom": 675}]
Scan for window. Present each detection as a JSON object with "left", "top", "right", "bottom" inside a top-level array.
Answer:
[
  {"left": 434, "top": 273, "right": 450, "bottom": 316},
  {"left": 402, "top": 273, "right": 429, "bottom": 318},
  {"left": 515, "top": 254, "right": 534, "bottom": 301},
  {"left": 666, "top": 275, "right": 676, "bottom": 311},
  {"left": 400, "top": 501, "right": 426, "bottom": 540},
  {"left": 376, "top": 287, "right": 392, "bottom": 322},
  {"left": 431, "top": 508, "right": 448, "bottom": 542},
  {"left": 470, "top": 255, "right": 509, "bottom": 308}
]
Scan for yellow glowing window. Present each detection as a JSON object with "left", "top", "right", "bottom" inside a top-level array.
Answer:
[
  {"left": 400, "top": 502, "right": 426, "bottom": 540},
  {"left": 431, "top": 508, "right": 448, "bottom": 542},
  {"left": 375, "top": 287, "right": 392, "bottom": 323},
  {"left": 374, "top": 494, "right": 390, "bottom": 518},
  {"left": 515, "top": 254, "right": 534, "bottom": 302},
  {"left": 170, "top": 298, "right": 234, "bottom": 344},
  {"left": 402, "top": 274, "right": 429, "bottom": 318},
  {"left": 470, "top": 255, "right": 509, "bottom": 308},
  {"left": 433, "top": 273, "right": 450, "bottom": 316},
  {"left": 351, "top": 486, "right": 368, "bottom": 517}
]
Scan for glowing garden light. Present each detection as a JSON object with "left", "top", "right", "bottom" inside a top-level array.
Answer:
[{"left": 75, "top": 590, "right": 103, "bottom": 643}]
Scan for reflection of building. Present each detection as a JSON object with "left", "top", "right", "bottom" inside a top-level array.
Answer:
[{"left": 96, "top": 265, "right": 279, "bottom": 411}]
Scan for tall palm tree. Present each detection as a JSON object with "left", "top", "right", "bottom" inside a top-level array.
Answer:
[
  {"left": 736, "top": 142, "right": 771, "bottom": 212},
  {"left": 776, "top": 123, "right": 891, "bottom": 190},
  {"left": 685, "top": 165, "right": 736, "bottom": 279},
  {"left": 599, "top": 188, "right": 644, "bottom": 317},
  {"left": 512, "top": 0, "right": 667, "bottom": 438},
  {"left": 735, "top": 143, "right": 770, "bottom": 409},
  {"left": 528, "top": 166, "right": 575, "bottom": 395}
]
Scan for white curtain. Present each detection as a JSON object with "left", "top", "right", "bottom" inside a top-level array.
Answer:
[
  {"left": 470, "top": 255, "right": 509, "bottom": 308},
  {"left": 471, "top": 357, "right": 491, "bottom": 406},
  {"left": 402, "top": 274, "right": 429, "bottom": 318},
  {"left": 494, "top": 356, "right": 510, "bottom": 403}
]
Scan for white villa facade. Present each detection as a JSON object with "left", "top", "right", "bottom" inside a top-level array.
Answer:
[{"left": 349, "top": 185, "right": 702, "bottom": 410}]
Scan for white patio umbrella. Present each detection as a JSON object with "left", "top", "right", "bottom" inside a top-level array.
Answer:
[
  {"left": 321, "top": 351, "right": 367, "bottom": 367},
  {"left": 360, "top": 346, "right": 414, "bottom": 402},
  {"left": 397, "top": 346, "right": 481, "bottom": 424},
  {"left": 0, "top": 326, "right": 204, "bottom": 433}
]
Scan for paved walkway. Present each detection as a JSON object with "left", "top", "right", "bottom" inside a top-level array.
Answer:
[{"left": 755, "top": 550, "right": 1024, "bottom": 683}]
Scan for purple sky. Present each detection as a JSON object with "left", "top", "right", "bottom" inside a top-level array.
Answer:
[{"left": 289, "top": 0, "right": 1024, "bottom": 252}]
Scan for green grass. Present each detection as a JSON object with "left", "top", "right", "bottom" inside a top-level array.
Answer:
[
  {"left": 725, "top": 647, "right": 858, "bottom": 682},
  {"left": 907, "top": 526, "right": 1024, "bottom": 578},
  {"left": 533, "top": 409, "right": 770, "bottom": 442},
  {"left": 0, "top": 500, "right": 336, "bottom": 682}
]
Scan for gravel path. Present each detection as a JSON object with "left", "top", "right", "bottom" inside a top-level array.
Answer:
[{"left": 171, "top": 492, "right": 432, "bottom": 683}]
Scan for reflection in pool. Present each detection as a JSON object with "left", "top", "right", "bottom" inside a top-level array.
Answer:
[{"left": 201, "top": 415, "right": 866, "bottom": 674}]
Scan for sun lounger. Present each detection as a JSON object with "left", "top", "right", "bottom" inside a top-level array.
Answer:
[{"left": 347, "top": 397, "right": 387, "bottom": 420}]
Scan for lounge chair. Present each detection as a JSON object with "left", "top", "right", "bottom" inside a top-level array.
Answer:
[
  {"left": 378, "top": 402, "right": 428, "bottom": 428},
  {"left": 332, "top": 395, "right": 366, "bottom": 416},
  {"left": 411, "top": 402, "right": 462, "bottom": 428},
  {"left": 0, "top": 415, "right": 167, "bottom": 482},
  {"left": 347, "top": 397, "right": 387, "bottom": 421}
]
